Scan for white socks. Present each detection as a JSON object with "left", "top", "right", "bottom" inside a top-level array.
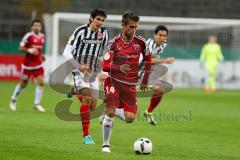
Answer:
[
  {"left": 102, "top": 115, "right": 113, "bottom": 146},
  {"left": 34, "top": 86, "right": 43, "bottom": 105},
  {"left": 11, "top": 84, "right": 23, "bottom": 100},
  {"left": 115, "top": 108, "right": 125, "bottom": 121}
]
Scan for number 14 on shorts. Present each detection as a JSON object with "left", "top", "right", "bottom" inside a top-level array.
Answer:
[{"left": 105, "top": 86, "right": 115, "bottom": 94}]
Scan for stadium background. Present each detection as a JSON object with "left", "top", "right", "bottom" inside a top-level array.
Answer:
[
  {"left": 0, "top": 1, "right": 240, "bottom": 160},
  {"left": 1, "top": 0, "right": 240, "bottom": 88}
]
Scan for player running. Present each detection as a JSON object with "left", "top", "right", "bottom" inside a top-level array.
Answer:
[
  {"left": 10, "top": 19, "right": 46, "bottom": 112},
  {"left": 63, "top": 9, "right": 109, "bottom": 144},
  {"left": 142, "top": 25, "right": 175, "bottom": 125},
  {"left": 101, "top": 12, "right": 152, "bottom": 152}
]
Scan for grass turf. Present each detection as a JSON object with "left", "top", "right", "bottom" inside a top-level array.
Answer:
[{"left": 0, "top": 81, "right": 239, "bottom": 160}]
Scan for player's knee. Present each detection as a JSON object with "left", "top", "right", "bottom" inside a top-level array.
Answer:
[
  {"left": 38, "top": 82, "right": 44, "bottom": 87},
  {"left": 20, "top": 81, "right": 28, "bottom": 88},
  {"left": 125, "top": 116, "right": 135, "bottom": 123},
  {"left": 153, "top": 85, "right": 163, "bottom": 95}
]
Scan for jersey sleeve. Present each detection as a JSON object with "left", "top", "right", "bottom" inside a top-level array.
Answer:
[
  {"left": 200, "top": 44, "right": 207, "bottom": 62},
  {"left": 217, "top": 44, "right": 224, "bottom": 61},
  {"left": 102, "top": 38, "right": 115, "bottom": 72},
  {"left": 142, "top": 39, "right": 152, "bottom": 85},
  {"left": 102, "top": 30, "right": 109, "bottom": 52},
  {"left": 102, "top": 37, "right": 120, "bottom": 72},
  {"left": 67, "top": 27, "right": 85, "bottom": 49},
  {"left": 20, "top": 32, "right": 31, "bottom": 47},
  {"left": 141, "top": 39, "right": 152, "bottom": 85}
]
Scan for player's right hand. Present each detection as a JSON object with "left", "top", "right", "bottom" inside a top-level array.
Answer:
[
  {"left": 79, "top": 64, "right": 91, "bottom": 76},
  {"left": 120, "top": 64, "right": 132, "bottom": 73},
  {"left": 27, "top": 48, "right": 39, "bottom": 55}
]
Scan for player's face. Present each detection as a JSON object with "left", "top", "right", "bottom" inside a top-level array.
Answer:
[
  {"left": 122, "top": 20, "right": 138, "bottom": 40},
  {"left": 31, "top": 22, "right": 42, "bottom": 34},
  {"left": 154, "top": 30, "right": 167, "bottom": 45},
  {"left": 208, "top": 36, "right": 217, "bottom": 43},
  {"left": 90, "top": 16, "right": 105, "bottom": 31}
]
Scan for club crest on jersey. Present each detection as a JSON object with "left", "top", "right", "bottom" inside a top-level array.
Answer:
[
  {"left": 98, "top": 32, "right": 103, "bottom": 39},
  {"left": 133, "top": 44, "right": 140, "bottom": 51}
]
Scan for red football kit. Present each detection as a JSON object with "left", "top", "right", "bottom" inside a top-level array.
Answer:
[
  {"left": 102, "top": 34, "right": 151, "bottom": 113},
  {"left": 20, "top": 32, "right": 45, "bottom": 80}
]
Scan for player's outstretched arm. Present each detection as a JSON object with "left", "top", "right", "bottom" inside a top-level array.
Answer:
[{"left": 151, "top": 57, "right": 175, "bottom": 64}]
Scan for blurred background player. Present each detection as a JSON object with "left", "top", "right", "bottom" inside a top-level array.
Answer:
[
  {"left": 101, "top": 12, "right": 151, "bottom": 152},
  {"left": 63, "top": 9, "right": 109, "bottom": 144},
  {"left": 200, "top": 35, "right": 224, "bottom": 92},
  {"left": 142, "top": 25, "right": 175, "bottom": 125},
  {"left": 9, "top": 19, "right": 45, "bottom": 112}
]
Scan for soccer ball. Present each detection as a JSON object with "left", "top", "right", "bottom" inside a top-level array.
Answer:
[{"left": 133, "top": 138, "right": 153, "bottom": 154}]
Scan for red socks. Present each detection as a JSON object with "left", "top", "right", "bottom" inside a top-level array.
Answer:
[
  {"left": 147, "top": 95, "right": 162, "bottom": 113},
  {"left": 80, "top": 104, "right": 90, "bottom": 137}
]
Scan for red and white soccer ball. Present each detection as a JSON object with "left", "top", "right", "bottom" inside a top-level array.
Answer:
[{"left": 133, "top": 138, "right": 153, "bottom": 155}]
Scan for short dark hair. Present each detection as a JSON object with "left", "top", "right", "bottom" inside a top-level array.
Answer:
[
  {"left": 31, "top": 19, "right": 41, "bottom": 26},
  {"left": 154, "top": 25, "right": 168, "bottom": 35},
  {"left": 122, "top": 12, "right": 139, "bottom": 25},
  {"left": 90, "top": 8, "right": 107, "bottom": 19}
]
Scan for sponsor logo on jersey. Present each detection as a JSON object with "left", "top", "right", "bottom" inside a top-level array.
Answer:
[
  {"left": 115, "top": 53, "right": 139, "bottom": 59},
  {"left": 82, "top": 39, "right": 102, "bottom": 44}
]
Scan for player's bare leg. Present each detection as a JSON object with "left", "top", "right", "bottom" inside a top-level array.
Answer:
[
  {"left": 102, "top": 105, "right": 116, "bottom": 152},
  {"left": 144, "top": 84, "right": 163, "bottom": 125},
  {"left": 79, "top": 88, "right": 95, "bottom": 144},
  {"left": 10, "top": 80, "right": 28, "bottom": 111},
  {"left": 33, "top": 75, "right": 45, "bottom": 112}
]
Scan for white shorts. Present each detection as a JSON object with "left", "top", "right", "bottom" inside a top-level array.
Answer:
[{"left": 72, "top": 69, "right": 99, "bottom": 99}]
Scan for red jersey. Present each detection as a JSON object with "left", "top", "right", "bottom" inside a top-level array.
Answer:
[
  {"left": 20, "top": 32, "right": 44, "bottom": 69},
  {"left": 102, "top": 34, "right": 151, "bottom": 85}
]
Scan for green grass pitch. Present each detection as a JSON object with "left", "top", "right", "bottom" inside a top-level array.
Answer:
[{"left": 0, "top": 81, "right": 239, "bottom": 160}]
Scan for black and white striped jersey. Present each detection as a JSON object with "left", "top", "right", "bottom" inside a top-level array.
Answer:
[
  {"left": 67, "top": 24, "right": 109, "bottom": 70},
  {"left": 146, "top": 38, "right": 167, "bottom": 58},
  {"left": 138, "top": 38, "right": 167, "bottom": 77}
]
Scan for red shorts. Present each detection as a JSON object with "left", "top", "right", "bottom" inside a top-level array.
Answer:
[
  {"left": 104, "top": 77, "right": 137, "bottom": 113},
  {"left": 21, "top": 67, "right": 44, "bottom": 81}
]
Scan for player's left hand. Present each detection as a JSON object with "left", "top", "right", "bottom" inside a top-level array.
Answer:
[
  {"left": 99, "top": 73, "right": 108, "bottom": 86},
  {"left": 165, "top": 57, "right": 175, "bottom": 64},
  {"left": 42, "top": 55, "right": 46, "bottom": 62}
]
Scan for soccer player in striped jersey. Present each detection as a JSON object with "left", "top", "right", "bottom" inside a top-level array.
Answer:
[
  {"left": 63, "top": 9, "right": 109, "bottom": 144},
  {"left": 10, "top": 19, "right": 46, "bottom": 112},
  {"left": 142, "top": 25, "right": 175, "bottom": 125}
]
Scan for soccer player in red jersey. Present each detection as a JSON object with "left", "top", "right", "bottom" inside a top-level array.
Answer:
[
  {"left": 101, "top": 12, "right": 152, "bottom": 152},
  {"left": 10, "top": 19, "right": 45, "bottom": 112}
]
